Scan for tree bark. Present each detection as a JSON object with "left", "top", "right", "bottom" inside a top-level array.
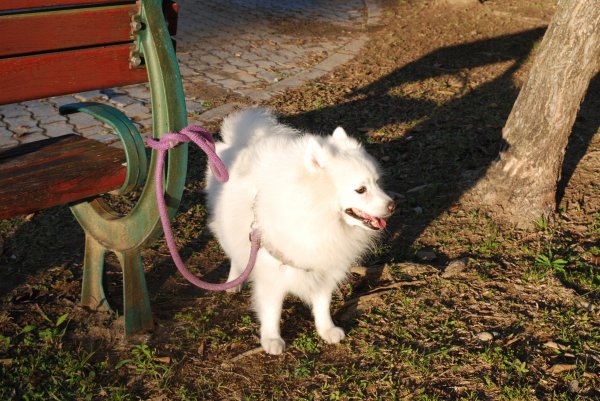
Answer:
[{"left": 468, "top": 0, "right": 600, "bottom": 227}]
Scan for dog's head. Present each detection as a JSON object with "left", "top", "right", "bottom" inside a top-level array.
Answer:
[{"left": 305, "top": 127, "right": 395, "bottom": 231}]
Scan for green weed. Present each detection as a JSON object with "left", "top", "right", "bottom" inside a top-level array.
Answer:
[
  {"left": 293, "top": 332, "right": 321, "bottom": 353},
  {"left": 116, "top": 344, "right": 173, "bottom": 390}
]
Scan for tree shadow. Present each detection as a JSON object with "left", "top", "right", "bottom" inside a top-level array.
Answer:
[
  {"left": 0, "top": 27, "right": 550, "bottom": 330},
  {"left": 281, "top": 28, "right": 547, "bottom": 265}
]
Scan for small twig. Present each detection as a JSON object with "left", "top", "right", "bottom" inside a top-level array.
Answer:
[
  {"left": 33, "top": 303, "right": 51, "bottom": 323},
  {"left": 226, "top": 347, "right": 263, "bottom": 365},
  {"left": 338, "top": 280, "right": 428, "bottom": 312}
]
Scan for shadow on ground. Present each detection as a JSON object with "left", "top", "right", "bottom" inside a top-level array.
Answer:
[{"left": 2, "top": 23, "right": 599, "bottom": 333}]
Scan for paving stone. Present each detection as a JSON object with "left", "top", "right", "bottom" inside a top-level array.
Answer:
[
  {"left": 27, "top": 102, "right": 59, "bottom": 118},
  {"left": 75, "top": 90, "right": 107, "bottom": 102},
  {"left": 41, "top": 121, "right": 76, "bottom": 137},
  {"left": 78, "top": 125, "right": 107, "bottom": 136},
  {"left": 106, "top": 93, "right": 136, "bottom": 108},
  {"left": 217, "top": 79, "right": 244, "bottom": 90},
  {"left": 228, "top": 57, "right": 253, "bottom": 69},
  {"left": 0, "top": 127, "right": 18, "bottom": 149},
  {"left": 195, "top": 103, "right": 240, "bottom": 124},
  {"left": 314, "top": 52, "right": 355, "bottom": 72},
  {"left": 4, "top": 114, "right": 38, "bottom": 132},
  {"left": 339, "top": 35, "right": 369, "bottom": 55},
  {"left": 236, "top": 89, "right": 274, "bottom": 102},
  {"left": 85, "top": 132, "right": 119, "bottom": 144},
  {"left": 122, "top": 84, "right": 150, "bottom": 101},
  {"left": 122, "top": 103, "right": 151, "bottom": 120},
  {"left": 49, "top": 95, "right": 79, "bottom": 107},
  {"left": 254, "top": 60, "right": 277, "bottom": 70},
  {"left": 221, "top": 65, "right": 243, "bottom": 75},
  {"left": 67, "top": 112, "right": 103, "bottom": 130},
  {"left": 235, "top": 71, "right": 260, "bottom": 84},
  {"left": 42, "top": 114, "right": 68, "bottom": 124},
  {"left": 19, "top": 133, "right": 48, "bottom": 144},
  {"left": 256, "top": 71, "right": 281, "bottom": 83},
  {"left": 203, "top": 72, "right": 227, "bottom": 82},
  {"left": 186, "top": 100, "right": 209, "bottom": 114},
  {"left": 0, "top": 104, "right": 29, "bottom": 118},
  {"left": 179, "top": 64, "right": 200, "bottom": 77}
]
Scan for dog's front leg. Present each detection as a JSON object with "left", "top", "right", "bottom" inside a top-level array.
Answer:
[
  {"left": 253, "top": 282, "right": 286, "bottom": 355},
  {"left": 311, "top": 290, "right": 345, "bottom": 344}
]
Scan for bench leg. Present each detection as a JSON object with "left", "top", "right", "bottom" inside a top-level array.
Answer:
[
  {"left": 81, "top": 235, "right": 111, "bottom": 312},
  {"left": 115, "top": 248, "right": 154, "bottom": 336}
]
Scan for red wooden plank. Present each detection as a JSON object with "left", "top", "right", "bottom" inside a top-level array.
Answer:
[
  {"left": 0, "top": 5, "right": 139, "bottom": 58},
  {"left": 0, "top": 45, "right": 148, "bottom": 105},
  {"left": 0, "top": 135, "right": 126, "bottom": 219},
  {"left": 0, "top": 1, "right": 133, "bottom": 12}
]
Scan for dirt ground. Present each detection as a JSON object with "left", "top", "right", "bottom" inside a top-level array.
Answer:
[{"left": 1, "top": 0, "right": 598, "bottom": 400}]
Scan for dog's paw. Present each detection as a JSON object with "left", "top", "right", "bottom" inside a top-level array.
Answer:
[
  {"left": 261, "top": 337, "right": 286, "bottom": 355},
  {"left": 319, "top": 326, "right": 345, "bottom": 344}
]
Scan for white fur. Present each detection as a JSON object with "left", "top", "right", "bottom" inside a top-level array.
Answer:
[{"left": 205, "top": 108, "right": 393, "bottom": 355}]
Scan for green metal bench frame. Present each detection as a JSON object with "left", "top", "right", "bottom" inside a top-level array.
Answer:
[
  {"left": 71, "top": 0, "right": 188, "bottom": 336},
  {"left": 2, "top": 0, "right": 187, "bottom": 336}
]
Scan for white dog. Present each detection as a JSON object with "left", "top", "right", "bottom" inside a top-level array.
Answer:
[{"left": 205, "top": 108, "right": 394, "bottom": 355}]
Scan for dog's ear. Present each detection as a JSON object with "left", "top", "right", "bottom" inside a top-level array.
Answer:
[
  {"left": 305, "top": 137, "right": 330, "bottom": 172},
  {"left": 332, "top": 127, "right": 348, "bottom": 140},
  {"left": 331, "top": 127, "right": 360, "bottom": 150}
]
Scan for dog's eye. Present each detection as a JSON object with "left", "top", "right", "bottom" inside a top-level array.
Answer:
[{"left": 355, "top": 186, "right": 367, "bottom": 194}]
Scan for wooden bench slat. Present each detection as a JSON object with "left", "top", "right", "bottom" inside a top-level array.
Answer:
[
  {"left": 0, "top": 135, "right": 126, "bottom": 219},
  {"left": 0, "top": 1, "right": 135, "bottom": 12},
  {"left": 0, "top": 44, "right": 148, "bottom": 105},
  {"left": 0, "top": 5, "right": 139, "bottom": 58}
]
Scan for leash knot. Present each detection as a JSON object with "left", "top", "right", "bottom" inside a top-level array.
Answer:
[{"left": 146, "top": 125, "right": 228, "bottom": 183}]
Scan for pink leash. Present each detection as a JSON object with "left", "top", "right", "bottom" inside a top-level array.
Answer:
[{"left": 146, "top": 126, "right": 260, "bottom": 291}]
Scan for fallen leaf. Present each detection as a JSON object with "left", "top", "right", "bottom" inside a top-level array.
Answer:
[
  {"left": 548, "top": 364, "right": 576, "bottom": 375},
  {"left": 0, "top": 358, "right": 12, "bottom": 366}
]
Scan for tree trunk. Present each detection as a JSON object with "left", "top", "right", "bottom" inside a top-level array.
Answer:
[{"left": 468, "top": 0, "right": 600, "bottom": 227}]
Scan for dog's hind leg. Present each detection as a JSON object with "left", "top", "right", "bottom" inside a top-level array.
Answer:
[
  {"left": 311, "top": 290, "right": 345, "bottom": 344},
  {"left": 225, "top": 260, "right": 244, "bottom": 293}
]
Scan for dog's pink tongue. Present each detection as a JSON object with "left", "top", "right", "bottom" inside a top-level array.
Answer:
[{"left": 372, "top": 217, "right": 387, "bottom": 230}]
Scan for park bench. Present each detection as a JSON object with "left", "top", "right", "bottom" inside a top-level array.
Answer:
[{"left": 0, "top": 0, "right": 188, "bottom": 336}]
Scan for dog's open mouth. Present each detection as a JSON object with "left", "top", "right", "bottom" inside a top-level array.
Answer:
[{"left": 345, "top": 208, "right": 387, "bottom": 230}]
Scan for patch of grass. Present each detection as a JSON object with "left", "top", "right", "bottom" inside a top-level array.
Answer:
[
  {"left": 293, "top": 332, "right": 321, "bottom": 353},
  {"left": 116, "top": 344, "right": 174, "bottom": 391},
  {"left": 0, "top": 314, "right": 129, "bottom": 401},
  {"left": 535, "top": 250, "right": 569, "bottom": 272}
]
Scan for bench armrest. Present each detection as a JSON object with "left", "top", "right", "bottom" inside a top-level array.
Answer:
[{"left": 60, "top": 102, "right": 147, "bottom": 195}]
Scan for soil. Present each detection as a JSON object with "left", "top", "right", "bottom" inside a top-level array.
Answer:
[{"left": 1, "top": 1, "right": 598, "bottom": 400}]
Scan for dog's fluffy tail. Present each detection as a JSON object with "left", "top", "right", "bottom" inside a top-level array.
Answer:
[
  {"left": 220, "top": 107, "right": 300, "bottom": 147},
  {"left": 219, "top": 107, "right": 281, "bottom": 146}
]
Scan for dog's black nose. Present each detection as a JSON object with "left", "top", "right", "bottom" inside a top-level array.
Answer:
[{"left": 387, "top": 201, "right": 396, "bottom": 214}]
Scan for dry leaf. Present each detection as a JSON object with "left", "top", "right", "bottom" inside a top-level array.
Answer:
[{"left": 547, "top": 364, "right": 576, "bottom": 375}]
